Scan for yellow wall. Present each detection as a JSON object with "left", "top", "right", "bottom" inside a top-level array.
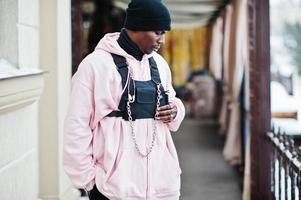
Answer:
[{"left": 160, "top": 26, "right": 210, "bottom": 87}]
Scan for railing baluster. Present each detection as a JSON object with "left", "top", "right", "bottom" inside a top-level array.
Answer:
[
  {"left": 278, "top": 128, "right": 282, "bottom": 200},
  {"left": 289, "top": 139, "right": 296, "bottom": 200},
  {"left": 272, "top": 145, "right": 275, "bottom": 195},
  {"left": 293, "top": 172, "right": 297, "bottom": 200},
  {"left": 297, "top": 147, "right": 301, "bottom": 200},
  {"left": 284, "top": 135, "right": 288, "bottom": 200},
  {"left": 297, "top": 173, "right": 301, "bottom": 200}
]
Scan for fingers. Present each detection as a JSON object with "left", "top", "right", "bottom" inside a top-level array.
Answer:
[
  {"left": 157, "top": 107, "right": 176, "bottom": 116},
  {"left": 156, "top": 112, "right": 174, "bottom": 122},
  {"left": 156, "top": 103, "right": 177, "bottom": 123},
  {"left": 157, "top": 104, "right": 172, "bottom": 111}
]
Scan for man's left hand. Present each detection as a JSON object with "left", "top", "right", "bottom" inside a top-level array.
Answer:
[{"left": 155, "top": 102, "right": 177, "bottom": 123}]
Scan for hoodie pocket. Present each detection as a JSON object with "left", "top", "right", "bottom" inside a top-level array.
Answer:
[
  {"left": 103, "top": 149, "right": 147, "bottom": 197},
  {"left": 152, "top": 145, "right": 182, "bottom": 194}
]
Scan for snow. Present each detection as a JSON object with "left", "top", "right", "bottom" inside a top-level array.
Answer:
[
  {"left": 271, "top": 81, "right": 298, "bottom": 113},
  {"left": 0, "top": 59, "right": 42, "bottom": 79}
]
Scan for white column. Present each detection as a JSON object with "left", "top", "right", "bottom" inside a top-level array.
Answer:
[{"left": 39, "top": 0, "right": 80, "bottom": 199}]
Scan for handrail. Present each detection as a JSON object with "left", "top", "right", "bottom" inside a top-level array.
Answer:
[{"left": 267, "top": 124, "right": 301, "bottom": 200}]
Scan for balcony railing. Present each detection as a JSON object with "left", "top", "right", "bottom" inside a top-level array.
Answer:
[{"left": 268, "top": 125, "right": 301, "bottom": 200}]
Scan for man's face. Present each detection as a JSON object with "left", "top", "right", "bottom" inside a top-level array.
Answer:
[{"left": 135, "top": 31, "right": 166, "bottom": 54}]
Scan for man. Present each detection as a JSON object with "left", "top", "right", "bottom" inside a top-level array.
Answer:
[{"left": 63, "top": 0, "right": 185, "bottom": 199}]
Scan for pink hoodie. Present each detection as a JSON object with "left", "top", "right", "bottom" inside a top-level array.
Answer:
[{"left": 63, "top": 32, "right": 185, "bottom": 200}]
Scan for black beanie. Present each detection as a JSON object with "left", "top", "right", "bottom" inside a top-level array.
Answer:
[{"left": 124, "top": 0, "right": 171, "bottom": 31}]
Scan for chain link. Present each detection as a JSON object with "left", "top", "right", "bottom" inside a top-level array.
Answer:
[{"left": 126, "top": 69, "right": 161, "bottom": 157}]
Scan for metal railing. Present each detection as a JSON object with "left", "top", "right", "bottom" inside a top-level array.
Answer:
[{"left": 268, "top": 126, "right": 301, "bottom": 200}]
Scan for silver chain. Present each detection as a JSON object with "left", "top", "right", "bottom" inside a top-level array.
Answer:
[{"left": 126, "top": 69, "right": 161, "bottom": 157}]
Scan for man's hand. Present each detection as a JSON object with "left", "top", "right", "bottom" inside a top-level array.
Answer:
[{"left": 155, "top": 102, "right": 177, "bottom": 123}]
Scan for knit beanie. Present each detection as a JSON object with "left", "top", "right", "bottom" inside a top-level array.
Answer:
[{"left": 124, "top": 0, "right": 171, "bottom": 31}]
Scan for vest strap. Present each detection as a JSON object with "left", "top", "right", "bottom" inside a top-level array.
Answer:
[
  {"left": 111, "top": 54, "right": 162, "bottom": 87},
  {"left": 107, "top": 111, "right": 136, "bottom": 121},
  {"left": 148, "top": 57, "right": 162, "bottom": 84},
  {"left": 111, "top": 53, "right": 128, "bottom": 88}
]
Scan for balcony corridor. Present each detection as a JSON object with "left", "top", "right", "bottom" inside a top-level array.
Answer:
[{"left": 173, "top": 118, "right": 242, "bottom": 200}]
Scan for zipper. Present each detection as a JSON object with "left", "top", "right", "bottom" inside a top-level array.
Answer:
[
  {"left": 146, "top": 123, "right": 150, "bottom": 200},
  {"left": 146, "top": 153, "right": 149, "bottom": 200}
]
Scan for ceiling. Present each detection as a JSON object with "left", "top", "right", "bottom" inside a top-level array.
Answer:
[{"left": 114, "top": 0, "right": 228, "bottom": 28}]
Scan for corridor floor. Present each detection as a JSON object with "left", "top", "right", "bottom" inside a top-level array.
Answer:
[{"left": 173, "top": 118, "right": 242, "bottom": 200}]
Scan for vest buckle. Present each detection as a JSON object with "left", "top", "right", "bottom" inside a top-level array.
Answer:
[{"left": 128, "top": 94, "right": 135, "bottom": 103}]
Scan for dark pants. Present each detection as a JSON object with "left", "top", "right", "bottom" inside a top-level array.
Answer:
[{"left": 88, "top": 186, "right": 109, "bottom": 200}]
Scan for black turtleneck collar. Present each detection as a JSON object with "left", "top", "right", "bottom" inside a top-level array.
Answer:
[{"left": 117, "top": 29, "right": 144, "bottom": 61}]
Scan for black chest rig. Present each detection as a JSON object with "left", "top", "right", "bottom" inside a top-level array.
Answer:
[{"left": 107, "top": 54, "right": 169, "bottom": 120}]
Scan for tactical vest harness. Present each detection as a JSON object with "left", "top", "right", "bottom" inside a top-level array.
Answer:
[
  {"left": 107, "top": 54, "right": 169, "bottom": 121},
  {"left": 106, "top": 54, "right": 169, "bottom": 157}
]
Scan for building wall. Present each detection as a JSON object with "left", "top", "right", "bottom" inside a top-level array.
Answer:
[
  {"left": 0, "top": 105, "right": 39, "bottom": 200},
  {"left": 0, "top": 0, "right": 40, "bottom": 199},
  {"left": 0, "top": 0, "right": 77, "bottom": 199}
]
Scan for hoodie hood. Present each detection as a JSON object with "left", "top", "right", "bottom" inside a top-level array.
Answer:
[{"left": 95, "top": 32, "right": 153, "bottom": 60}]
